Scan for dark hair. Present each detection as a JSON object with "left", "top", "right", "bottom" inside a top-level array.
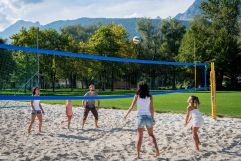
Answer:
[
  {"left": 189, "top": 95, "right": 200, "bottom": 105},
  {"left": 136, "top": 82, "right": 150, "bottom": 98},
  {"left": 32, "top": 87, "right": 39, "bottom": 96}
]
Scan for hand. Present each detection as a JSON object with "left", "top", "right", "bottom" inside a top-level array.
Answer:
[
  {"left": 184, "top": 122, "right": 188, "bottom": 126},
  {"left": 124, "top": 115, "right": 127, "bottom": 120},
  {"left": 42, "top": 111, "right": 45, "bottom": 115}
]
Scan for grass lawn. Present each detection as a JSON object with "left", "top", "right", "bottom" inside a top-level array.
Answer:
[{"left": 38, "top": 91, "right": 241, "bottom": 118}]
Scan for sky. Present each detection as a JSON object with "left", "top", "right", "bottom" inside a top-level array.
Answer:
[{"left": 0, "top": 0, "right": 195, "bottom": 31}]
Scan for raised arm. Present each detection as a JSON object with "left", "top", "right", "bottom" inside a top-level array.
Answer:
[{"left": 124, "top": 95, "right": 138, "bottom": 119}]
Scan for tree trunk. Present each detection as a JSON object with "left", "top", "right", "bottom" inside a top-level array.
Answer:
[
  {"left": 70, "top": 73, "right": 73, "bottom": 92},
  {"left": 81, "top": 79, "right": 84, "bottom": 89},
  {"left": 172, "top": 68, "right": 176, "bottom": 90},
  {"left": 73, "top": 74, "right": 77, "bottom": 89},
  {"left": 52, "top": 73, "right": 55, "bottom": 92},
  {"left": 101, "top": 68, "right": 106, "bottom": 91}
]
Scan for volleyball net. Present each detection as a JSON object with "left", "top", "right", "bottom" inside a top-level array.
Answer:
[{"left": 0, "top": 44, "right": 207, "bottom": 101}]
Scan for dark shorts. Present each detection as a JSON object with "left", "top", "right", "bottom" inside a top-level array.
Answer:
[
  {"left": 137, "top": 115, "right": 154, "bottom": 128},
  {"left": 83, "top": 106, "right": 98, "bottom": 120},
  {"left": 32, "top": 110, "right": 42, "bottom": 115}
]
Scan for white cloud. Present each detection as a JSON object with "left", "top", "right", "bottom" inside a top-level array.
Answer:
[
  {"left": 0, "top": 13, "right": 10, "bottom": 31},
  {"left": 0, "top": 0, "right": 195, "bottom": 31},
  {"left": 124, "top": 13, "right": 143, "bottom": 18}
]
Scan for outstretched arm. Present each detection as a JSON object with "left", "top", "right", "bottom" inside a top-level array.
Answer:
[{"left": 124, "top": 95, "right": 138, "bottom": 119}]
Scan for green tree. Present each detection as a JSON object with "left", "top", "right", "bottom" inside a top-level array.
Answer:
[
  {"left": 59, "top": 25, "right": 97, "bottom": 90},
  {"left": 85, "top": 24, "right": 129, "bottom": 90},
  {"left": 177, "top": 16, "right": 213, "bottom": 88},
  {"left": 159, "top": 18, "right": 186, "bottom": 89},
  {"left": 201, "top": 0, "right": 241, "bottom": 89},
  {"left": 11, "top": 27, "right": 39, "bottom": 92},
  {"left": 201, "top": 0, "right": 240, "bottom": 35},
  {"left": 178, "top": 0, "right": 241, "bottom": 90},
  {"left": 178, "top": 17, "right": 213, "bottom": 63},
  {"left": 0, "top": 38, "right": 16, "bottom": 89},
  {"left": 136, "top": 18, "right": 162, "bottom": 89},
  {"left": 160, "top": 18, "right": 186, "bottom": 57},
  {"left": 136, "top": 18, "right": 159, "bottom": 59},
  {"left": 61, "top": 24, "right": 98, "bottom": 43},
  {"left": 11, "top": 27, "right": 80, "bottom": 92},
  {"left": 58, "top": 31, "right": 83, "bottom": 91}
]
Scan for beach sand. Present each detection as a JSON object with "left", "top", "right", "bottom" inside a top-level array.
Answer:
[{"left": 0, "top": 101, "right": 241, "bottom": 161}]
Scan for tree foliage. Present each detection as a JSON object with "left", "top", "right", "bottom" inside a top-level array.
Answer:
[
  {"left": 0, "top": 38, "right": 16, "bottom": 88},
  {"left": 179, "top": 0, "right": 241, "bottom": 89},
  {"left": 2, "top": 1, "right": 241, "bottom": 92}
]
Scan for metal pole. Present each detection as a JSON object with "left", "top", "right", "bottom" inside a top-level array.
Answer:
[
  {"left": 194, "top": 38, "right": 196, "bottom": 90},
  {"left": 204, "top": 64, "right": 207, "bottom": 90},
  {"left": 37, "top": 27, "right": 40, "bottom": 87}
]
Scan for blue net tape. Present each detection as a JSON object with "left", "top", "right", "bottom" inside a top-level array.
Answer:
[{"left": 0, "top": 44, "right": 206, "bottom": 66}]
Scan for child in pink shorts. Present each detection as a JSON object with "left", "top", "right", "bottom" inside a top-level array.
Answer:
[{"left": 66, "top": 100, "right": 73, "bottom": 129}]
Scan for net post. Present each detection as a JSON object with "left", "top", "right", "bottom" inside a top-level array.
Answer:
[
  {"left": 194, "top": 63, "right": 197, "bottom": 91},
  {"left": 37, "top": 27, "right": 40, "bottom": 87},
  {"left": 204, "top": 64, "right": 207, "bottom": 90},
  {"left": 210, "top": 62, "right": 217, "bottom": 120}
]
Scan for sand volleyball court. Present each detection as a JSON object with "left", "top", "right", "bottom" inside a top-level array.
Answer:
[{"left": 0, "top": 101, "right": 241, "bottom": 161}]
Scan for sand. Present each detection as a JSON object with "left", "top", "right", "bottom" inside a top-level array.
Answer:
[{"left": 0, "top": 101, "right": 241, "bottom": 161}]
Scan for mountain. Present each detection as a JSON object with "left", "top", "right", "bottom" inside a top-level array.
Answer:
[
  {"left": 0, "top": 20, "right": 41, "bottom": 39},
  {"left": 0, "top": 18, "right": 162, "bottom": 40},
  {"left": 0, "top": 0, "right": 204, "bottom": 40},
  {"left": 175, "top": 0, "right": 207, "bottom": 21},
  {"left": 41, "top": 17, "right": 147, "bottom": 38},
  {"left": 0, "top": 18, "right": 190, "bottom": 40}
]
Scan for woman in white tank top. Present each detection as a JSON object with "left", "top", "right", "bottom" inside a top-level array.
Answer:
[
  {"left": 184, "top": 96, "right": 204, "bottom": 151},
  {"left": 28, "top": 87, "right": 45, "bottom": 134},
  {"left": 124, "top": 82, "right": 160, "bottom": 159}
]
